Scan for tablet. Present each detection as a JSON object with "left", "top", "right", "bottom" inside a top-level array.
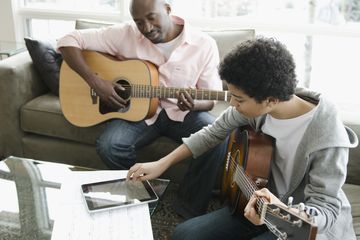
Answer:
[{"left": 81, "top": 178, "right": 158, "bottom": 213}]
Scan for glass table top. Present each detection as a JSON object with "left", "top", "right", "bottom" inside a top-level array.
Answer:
[
  {"left": 0, "top": 156, "right": 95, "bottom": 240},
  {"left": 0, "top": 156, "right": 169, "bottom": 240}
]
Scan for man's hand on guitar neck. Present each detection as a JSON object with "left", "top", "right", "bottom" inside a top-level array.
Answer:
[{"left": 177, "top": 90, "right": 214, "bottom": 111}]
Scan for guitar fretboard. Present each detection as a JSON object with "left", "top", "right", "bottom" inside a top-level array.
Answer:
[
  {"left": 234, "top": 166, "right": 263, "bottom": 211},
  {"left": 233, "top": 166, "right": 286, "bottom": 239},
  {"left": 131, "top": 85, "right": 230, "bottom": 101}
]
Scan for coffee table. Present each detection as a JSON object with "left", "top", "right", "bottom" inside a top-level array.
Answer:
[{"left": 0, "top": 156, "right": 162, "bottom": 240}]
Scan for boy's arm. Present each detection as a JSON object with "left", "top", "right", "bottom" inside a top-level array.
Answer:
[{"left": 126, "top": 144, "right": 192, "bottom": 181}]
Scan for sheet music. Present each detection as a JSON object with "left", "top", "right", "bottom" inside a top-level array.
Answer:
[{"left": 51, "top": 170, "right": 153, "bottom": 240}]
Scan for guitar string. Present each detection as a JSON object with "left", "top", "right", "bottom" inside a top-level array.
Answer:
[
  {"left": 120, "top": 85, "right": 226, "bottom": 93},
  {"left": 226, "top": 155, "right": 287, "bottom": 238},
  {"left": 226, "top": 157, "right": 286, "bottom": 239},
  {"left": 227, "top": 155, "right": 285, "bottom": 217},
  {"left": 226, "top": 153, "right": 264, "bottom": 206},
  {"left": 115, "top": 85, "right": 227, "bottom": 99},
  {"left": 227, "top": 159, "right": 295, "bottom": 224},
  {"left": 227, "top": 158, "right": 268, "bottom": 218},
  {"left": 119, "top": 85, "right": 225, "bottom": 91}
]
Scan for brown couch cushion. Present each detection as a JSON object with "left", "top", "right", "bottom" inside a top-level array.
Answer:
[{"left": 20, "top": 93, "right": 104, "bottom": 145}]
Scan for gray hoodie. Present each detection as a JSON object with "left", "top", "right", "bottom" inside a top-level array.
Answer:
[{"left": 183, "top": 88, "right": 358, "bottom": 240}]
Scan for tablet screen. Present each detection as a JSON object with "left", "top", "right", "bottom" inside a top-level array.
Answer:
[{"left": 81, "top": 178, "right": 158, "bottom": 212}]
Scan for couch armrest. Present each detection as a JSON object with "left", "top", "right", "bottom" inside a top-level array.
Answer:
[{"left": 0, "top": 51, "right": 48, "bottom": 157}]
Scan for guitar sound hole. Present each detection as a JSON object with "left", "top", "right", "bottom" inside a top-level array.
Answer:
[
  {"left": 99, "top": 79, "right": 131, "bottom": 114},
  {"left": 115, "top": 79, "right": 131, "bottom": 100}
]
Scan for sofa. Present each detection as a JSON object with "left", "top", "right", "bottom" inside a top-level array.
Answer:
[{"left": 0, "top": 19, "right": 359, "bottom": 238}]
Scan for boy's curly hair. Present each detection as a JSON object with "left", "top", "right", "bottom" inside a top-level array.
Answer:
[{"left": 218, "top": 37, "right": 297, "bottom": 102}]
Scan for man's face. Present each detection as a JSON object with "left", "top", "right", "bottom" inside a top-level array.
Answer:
[
  {"left": 227, "top": 83, "right": 270, "bottom": 118},
  {"left": 130, "top": 0, "right": 172, "bottom": 44}
]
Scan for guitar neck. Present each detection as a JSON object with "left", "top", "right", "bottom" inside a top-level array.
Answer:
[
  {"left": 233, "top": 167, "right": 286, "bottom": 239},
  {"left": 131, "top": 85, "right": 230, "bottom": 101},
  {"left": 234, "top": 167, "right": 263, "bottom": 211},
  {"left": 233, "top": 167, "right": 317, "bottom": 240}
]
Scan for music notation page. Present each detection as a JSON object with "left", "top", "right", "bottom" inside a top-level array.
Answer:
[{"left": 51, "top": 170, "right": 153, "bottom": 240}]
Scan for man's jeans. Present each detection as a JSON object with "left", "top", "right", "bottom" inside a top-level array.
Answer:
[{"left": 96, "top": 109, "right": 228, "bottom": 217}]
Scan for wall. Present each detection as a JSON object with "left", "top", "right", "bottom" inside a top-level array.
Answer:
[{"left": 0, "top": 0, "right": 23, "bottom": 42}]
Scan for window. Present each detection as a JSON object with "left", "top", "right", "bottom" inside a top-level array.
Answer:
[
  {"left": 28, "top": 19, "right": 74, "bottom": 40},
  {"left": 169, "top": 0, "right": 360, "bottom": 118},
  {"left": 23, "top": 0, "right": 122, "bottom": 12},
  {"left": 19, "top": 0, "right": 127, "bottom": 39}
]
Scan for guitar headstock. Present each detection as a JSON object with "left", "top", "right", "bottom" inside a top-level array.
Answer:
[{"left": 262, "top": 203, "right": 318, "bottom": 240}]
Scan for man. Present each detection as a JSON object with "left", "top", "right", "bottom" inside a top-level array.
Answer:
[
  {"left": 127, "top": 37, "right": 358, "bottom": 239},
  {"left": 57, "top": 0, "right": 227, "bottom": 218}
]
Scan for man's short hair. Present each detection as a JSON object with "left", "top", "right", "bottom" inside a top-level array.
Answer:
[{"left": 219, "top": 37, "right": 297, "bottom": 102}]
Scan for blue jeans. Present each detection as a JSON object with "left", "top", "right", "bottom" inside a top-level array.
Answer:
[
  {"left": 172, "top": 207, "right": 274, "bottom": 240},
  {"left": 96, "top": 110, "right": 228, "bottom": 217}
]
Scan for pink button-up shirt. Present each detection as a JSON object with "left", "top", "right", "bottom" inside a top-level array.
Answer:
[{"left": 57, "top": 16, "right": 222, "bottom": 125}]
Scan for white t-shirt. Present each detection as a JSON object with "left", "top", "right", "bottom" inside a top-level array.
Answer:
[
  {"left": 155, "top": 30, "right": 184, "bottom": 61},
  {"left": 261, "top": 106, "right": 317, "bottom": 198}
]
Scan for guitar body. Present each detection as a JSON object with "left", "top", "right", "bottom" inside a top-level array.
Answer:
[
  {"left": 60, "top": 51, "right": 159, "bottom": 127},
  {"left": 221, "top": 126, "right": 274, "bottom": 215},
  {"left": 221, "top": 126, "right": 318, "bottom": 239}
]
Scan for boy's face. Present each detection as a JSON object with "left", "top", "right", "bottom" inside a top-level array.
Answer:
[{"left": 227, "top": 83, "right": 270, "bottom": 118}]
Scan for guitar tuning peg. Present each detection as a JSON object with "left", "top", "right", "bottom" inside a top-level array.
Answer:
[
  {"left": 283, "top": 214, "right": 291, "bottom": 221},
  {"left": 305, "top": 206, "right": 319, "bottom": 223},
  {"left": 287, "top": 196, "right": 293, "bottom": 208},
  {"left": 298, "top": 202, "right": 305, "bottom": 212},
  {"left": 308, "top": 207, "right": 318, "bottom": 217},
  {"left": 292, "top": 219, "right": 303, "bottom": 228},
  {"left": 272, "top": 207, "right": 280, "bottom": 214}
]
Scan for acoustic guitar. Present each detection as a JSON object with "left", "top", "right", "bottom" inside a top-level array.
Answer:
[
  {"left": 59, "top": 51, "right": 230, "bottom": 127},
  {"left": 221, "top": 126, "right": 317, "bottom": 240}
]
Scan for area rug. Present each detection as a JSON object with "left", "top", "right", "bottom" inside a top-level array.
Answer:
[{"left": 150, "top": 183, "right": 223, "bottom": 240}]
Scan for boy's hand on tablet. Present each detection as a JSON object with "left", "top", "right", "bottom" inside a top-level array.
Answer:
[{"left": 126, "top": 160, "right": 168, "bottom": 181}]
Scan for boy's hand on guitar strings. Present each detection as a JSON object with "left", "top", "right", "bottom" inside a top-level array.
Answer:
[
  {"left": 177, "top": 90, "right": 195, "bottom": 111},
  {"left": 244, "top": 188, "right": 285, "bottom": 225},
  {"left": 244, "top": 194, "right": 264, "bottom": 225}
]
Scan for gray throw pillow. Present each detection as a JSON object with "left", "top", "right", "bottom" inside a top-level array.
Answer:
[{"left": 24, "top": 37, "right": 62, "bottom": 96}]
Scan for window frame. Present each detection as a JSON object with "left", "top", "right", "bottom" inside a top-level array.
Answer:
[{"left": 16, "top": 0, "right": 128, "bottom": 39}]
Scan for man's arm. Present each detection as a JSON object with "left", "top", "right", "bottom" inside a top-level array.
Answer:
[{"left": 59, "top": 46, "right": 126, "bottom": 108}]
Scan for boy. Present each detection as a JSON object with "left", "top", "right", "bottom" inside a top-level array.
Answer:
[{"left": 127, "top": 37, "right": 358, "bottom": 239}]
